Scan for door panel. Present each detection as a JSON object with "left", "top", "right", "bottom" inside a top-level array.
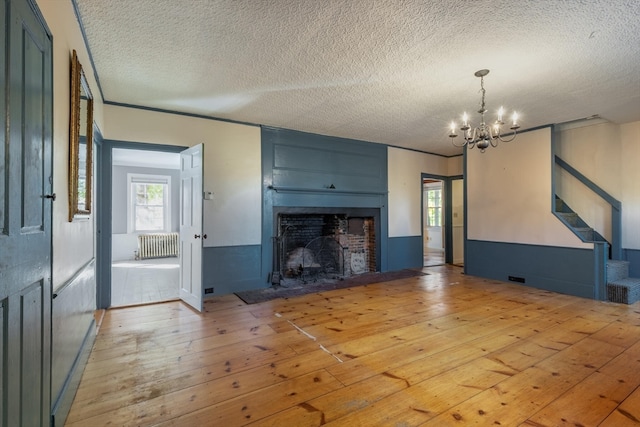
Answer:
[
  {"left": 179, "top": 144, "right": 203, "bottom": 312},
  {"left": 0, "top": 0, "right": 53, "bottom": 425},
  {"left": 20, "top": 281, "right": 46, "bottom": 426},
  {"left": 22, "top": 31, "right": 46, "bottom": 233}
]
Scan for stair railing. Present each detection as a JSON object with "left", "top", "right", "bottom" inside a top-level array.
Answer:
[{"left": 554, "top": 155, "right": 622, "bottom": 259}]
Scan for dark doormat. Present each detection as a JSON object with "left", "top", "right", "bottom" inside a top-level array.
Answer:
[{"left": 234, "top": 269, "right": 427, "bottom": 304}]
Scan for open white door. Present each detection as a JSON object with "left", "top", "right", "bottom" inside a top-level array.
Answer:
[{"left": 179, "top": 144, "right": 204, "bottom": 312}]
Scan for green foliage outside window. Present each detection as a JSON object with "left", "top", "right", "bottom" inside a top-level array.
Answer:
[
  {"left": 134, "top": 183, "right": 166, "bottom": 231},
  {"left": 427, "top": 188, "right": 442, "bottom": 227}
]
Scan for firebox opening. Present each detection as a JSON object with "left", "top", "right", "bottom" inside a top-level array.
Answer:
[{"left": 273, "top": 211, "right": 377, "bottom": 287}]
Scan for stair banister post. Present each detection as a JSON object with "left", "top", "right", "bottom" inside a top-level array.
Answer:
[
  {"left": 594, "top": 242, "right": 608, "bottom": 301},
  {"left": 611, "top": 205, "right": 622, "bottom": 260}
]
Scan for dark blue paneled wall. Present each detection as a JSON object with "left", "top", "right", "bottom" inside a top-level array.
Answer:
[
  {"left": 625, "top": 248, "right": 640, "bottom": 277},
  {"left": 466, "top": 240, "right": 604, "bottom": 299},
  {"left": 261, "top": 127, "right": 389, "bottom": 287},
  {"left": 388, "top": 236, "right": 423, "bottom": 270},
  {"left": 203, "top": 246, "right": 263, "bottom": 294},
  {"left": 51, "top": 260, "right": 96, "bottom": 426}
]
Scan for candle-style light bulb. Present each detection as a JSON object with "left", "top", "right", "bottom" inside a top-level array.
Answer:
[
  {"left": 462, "top": 112, "right": 469, "bottom": 127},
  {"left": 450, "top": 121, "right": 456, "bottom": 134},
  {"left": 512, "top": 112, "right": 519, "bottom": 126},
  {"left": 497, "top": 106, "right": 504, "bottom": 122}
]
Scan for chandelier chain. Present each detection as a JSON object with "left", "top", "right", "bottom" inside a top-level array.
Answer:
[{"left": 479, "top": 76, "right": 486, "bottom": 113}]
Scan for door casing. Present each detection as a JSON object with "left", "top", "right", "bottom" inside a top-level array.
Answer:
[
  {"left": 420, "top": 173, "right": 464, "bottom": 265},
  {"left": 96, "top": 141, "right": 187, "bottom": 309}
]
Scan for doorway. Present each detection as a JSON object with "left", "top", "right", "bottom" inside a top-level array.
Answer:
[
  {"left": 423, "top": 179, "right": 445, "bottom": 266},
  {"left": 420, "top": 174, "right": 465, "bottom": 267},
  {"left": 110, "top": 148, "right": 181, "bottom": 307},
  {"left": 97, "top": 141, "right": 190, "bottom": 309}
]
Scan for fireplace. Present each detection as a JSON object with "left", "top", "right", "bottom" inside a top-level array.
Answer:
[{"left": 272, "top": 208, "right": 379, "bottom": 286}]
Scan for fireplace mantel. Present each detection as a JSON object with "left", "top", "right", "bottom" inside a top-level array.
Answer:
[{"left": 268, "top": 185, "right": 387, "bottom": 196}]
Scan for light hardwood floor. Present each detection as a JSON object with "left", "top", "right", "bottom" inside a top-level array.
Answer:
[{"left": 66, "top": 265, "right": 640, "bottom": 426}]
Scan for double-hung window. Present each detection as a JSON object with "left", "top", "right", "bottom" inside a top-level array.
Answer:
[
  {"left": 128, "top": 174, "right": 171, "bottom": 233},
  {"left": 426, "top": 188, "right": 442, "bottom": 227}
]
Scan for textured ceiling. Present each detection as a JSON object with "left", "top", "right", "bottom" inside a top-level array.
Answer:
[{"left": 74, "top": 0, "right": 640, "bottom": 157}]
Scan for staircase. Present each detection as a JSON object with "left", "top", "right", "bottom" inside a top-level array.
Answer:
[
  {"left": 554, "top": 196, "right": 607, "bottom": 243},
  {"left": 607, "top": 260, "right": 640, "bottom": 304},
  {"left": 555, "top": 195, "right": 640, "bottom": 304}
]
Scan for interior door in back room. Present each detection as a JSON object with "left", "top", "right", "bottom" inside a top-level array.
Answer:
[
  {"left": 0, "top": 0, "right": 53, "bottom": 425},
  {"left": 179, "top": 144, "right": 204, "bottom": 312}
]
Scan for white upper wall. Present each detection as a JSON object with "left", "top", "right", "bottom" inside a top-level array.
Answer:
[
  {"left": 448, "top": 155, "right": 463, "bottom": 176},
  {"left": 556, "top": 122, "right": 622, "bottom": 198},
  {"left": 621, "top": 121, "right": 640, "bottom": 250},
  {"left": 37, "top": 0, "right": 103, "bottom": 289},
  {"left": 467, "top": 127, "right": 591, "bottom": 248},
  {"left": 387, "top": 147, "right": 453, "bottom": 237},
  {"left": 556, "top": 120, "right": 640, "bottom": 250},
  {"left": 555, "top": 121, "right": 621, "bottom": 241},
  {"left": 104, "top": 105, "right": 262, "bottom": 247}
]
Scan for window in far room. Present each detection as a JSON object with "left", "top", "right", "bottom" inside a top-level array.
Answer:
[
  {"left": 426, "top": 188, "right": 442, "bottom": 227},
  {"left": 128, "top": 174, "right": 171, "bottom": 233}
]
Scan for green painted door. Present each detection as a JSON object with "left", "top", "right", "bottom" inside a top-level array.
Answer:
[{"left": 0, "top": 0, "right": 53, "bottom": 425}]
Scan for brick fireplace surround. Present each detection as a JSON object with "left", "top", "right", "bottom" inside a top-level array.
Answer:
[{"left": 272, "top": 209, "right": 379, "bottom": 286}]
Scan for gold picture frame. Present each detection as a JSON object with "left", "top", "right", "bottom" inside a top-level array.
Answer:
[{"left": 69, "top": 49, "right": 94, "bottom": 221}]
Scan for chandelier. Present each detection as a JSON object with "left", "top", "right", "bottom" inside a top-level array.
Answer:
[{"left": 449, "top": 69, "right": 520, "bottom": 152}]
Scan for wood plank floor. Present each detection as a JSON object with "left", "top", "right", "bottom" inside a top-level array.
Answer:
[
  {"left": 65, "top": 265, "right": 640, "bottom": 426},
  {"left": 111, "top": 258, "right": 179, "bottom": 307}
]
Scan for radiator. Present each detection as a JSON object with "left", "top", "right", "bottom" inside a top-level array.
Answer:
[{"left": 137, "top": 233, "right": 179, "bottom": 259}]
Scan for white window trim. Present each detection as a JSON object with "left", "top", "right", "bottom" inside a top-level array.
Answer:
[{"left": 127, "top": 173, "right": 171, "bottom": 233}]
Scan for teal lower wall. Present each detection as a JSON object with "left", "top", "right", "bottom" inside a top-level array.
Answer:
[
  {"left": 388, "top": 236, "right": 423, "bottom": 271},
  {"left": 466, "top": 240, "right": 597, "bottom": 299},
  {"left": 203, "top": 245, "right": 264, "bottom": 295},
  {"left": 51, "top": 260, "right": 97, "bottom": 426},
  {"left": 624, "top": 248, "right": 640, "bottom": 277}
]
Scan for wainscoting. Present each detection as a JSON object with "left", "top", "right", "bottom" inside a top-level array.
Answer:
[
  {"left": 466, "top": 239, "right": 600, "bottom": 299},
  {"left": 625, "top": 248, "right": 640, "bottom": 277},
  {"left": 51, "top": 260, "right": 96, "bottom": 426}
]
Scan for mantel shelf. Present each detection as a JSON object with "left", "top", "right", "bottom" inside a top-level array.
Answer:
[{"left": 267, "top": 185, "right": 387, "bottom": 196}]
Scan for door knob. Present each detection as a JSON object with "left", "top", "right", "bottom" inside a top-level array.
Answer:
[
  {"left": 194, "top": 234, "right": 201, "bottom": 239},
  {"left": 203, "top": 234, "right": 207, "bottom": 239},
  {"left": 44, "top": 193, "right": 56, "bottom": 201}
]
